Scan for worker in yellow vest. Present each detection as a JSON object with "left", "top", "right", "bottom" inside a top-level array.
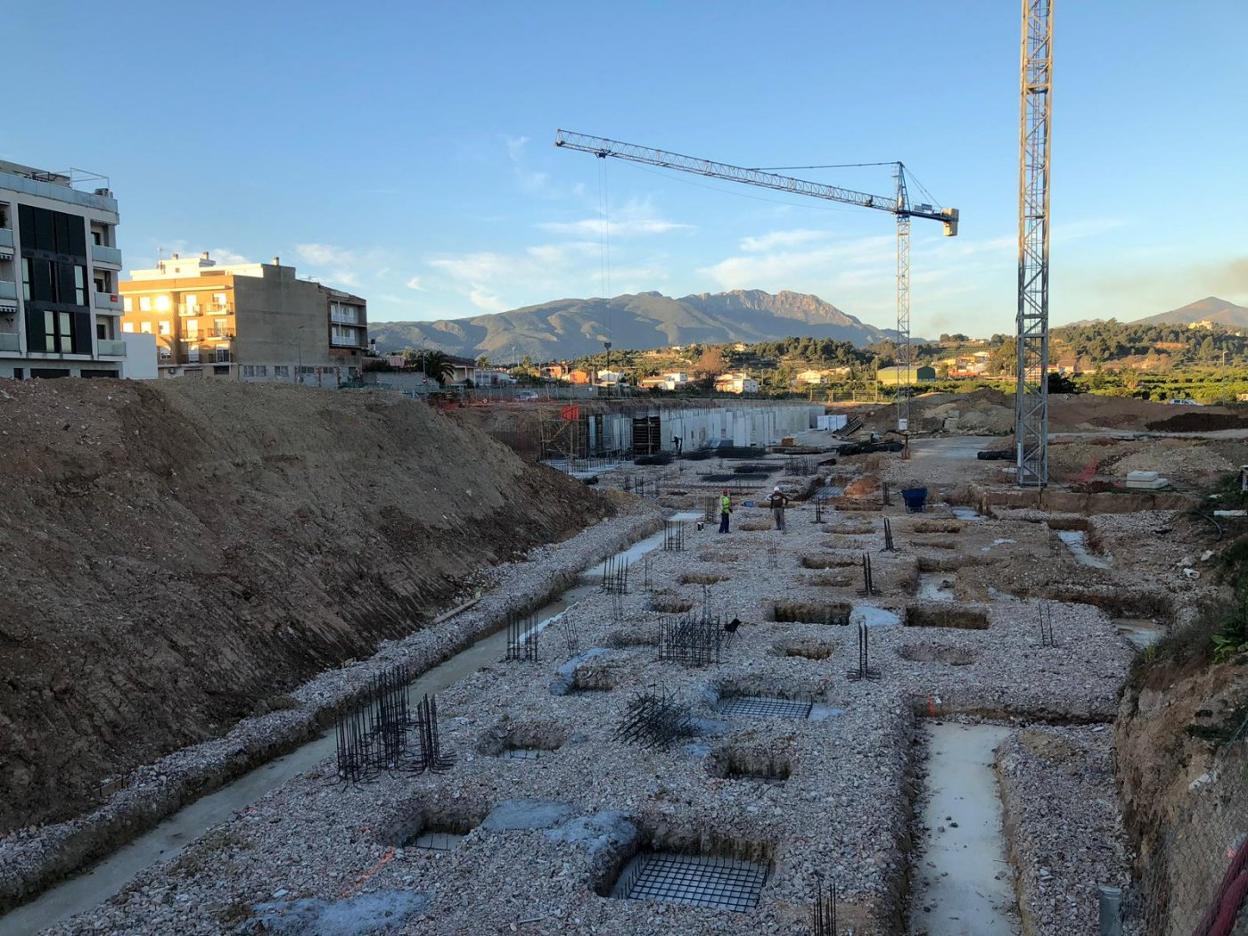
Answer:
[{"left": 718, "top": 489, "right": 732, "bottom": 533}]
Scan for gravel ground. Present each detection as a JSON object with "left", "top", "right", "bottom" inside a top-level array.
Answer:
[
  {"left": 0, "top": 500, "right": 664, "bottom": 917},
  {"left": 37, "top": 477, "right": 1142, "bottom": 936},
  {"left": 996, "top": 726, "right": 1134, "bottom": 936}
]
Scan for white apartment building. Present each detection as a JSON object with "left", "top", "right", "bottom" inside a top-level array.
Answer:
[{"left": 0, "top": 161, "right": 128, "bottom": 378}]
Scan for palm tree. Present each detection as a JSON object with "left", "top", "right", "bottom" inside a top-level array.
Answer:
[{"left": 420, "top": 350, "right": 456, "bottom": 386}]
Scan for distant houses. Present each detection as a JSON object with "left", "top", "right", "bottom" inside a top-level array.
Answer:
[{"left": 713, "top": 372, "right": 759, "bottom": 394}]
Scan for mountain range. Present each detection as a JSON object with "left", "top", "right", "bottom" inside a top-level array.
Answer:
[
  {"left": 1130, "top": 296, "right": 1248, "bottom": 328},
  {"left": 368, "top": 290, "right": 898, "bottom": 360}
]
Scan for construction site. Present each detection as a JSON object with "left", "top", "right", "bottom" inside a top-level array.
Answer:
[
  {"left": 4, "top": 2, "right": 1248, "bottom": 935},
  {"left": 0, "top": 376, "right": 1246, "bottom": 936}
]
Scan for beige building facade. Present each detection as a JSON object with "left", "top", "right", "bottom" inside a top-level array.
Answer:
[{"left": 120, "top": 253, "right": 367, "bottom": 384}]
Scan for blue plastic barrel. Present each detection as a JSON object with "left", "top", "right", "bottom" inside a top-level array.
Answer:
[{"left": 900, "top": 487, "right": 928, "bottom": 513}]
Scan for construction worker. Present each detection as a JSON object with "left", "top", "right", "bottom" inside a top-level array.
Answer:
[
  {"left": 769, "top": 485, "right": 790, "bottom": 531},
  {"left": 719, "top": 489, "right": 732, "bottom": 533}
]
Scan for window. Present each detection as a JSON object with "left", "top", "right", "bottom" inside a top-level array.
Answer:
[
  {"left": 0, "top": 204, "right": 8, "bottom": 229},
  {"left": 185, "top": 319, "right": 198, "bottom": 337},
  {"left": 212, "top": 293, "right": 227, "bottom": 307},
  {"left": 123, "top": 296, "right": 133, "bottom": 312},
  {"left": 214, "top": 318, "right": 228, "bottom": 336},
  {"left": 139, "top": 297, "right": 152, "bottom": 312},
  {"left": 140, "top": 322, "right": 152, "bottom": 334},
  {"left": 122, "top": 322, "right": 135, "bottom": 333},
  {"left": 92, "top": 231, "right": 101, "bottom": 246},
  {"left": 41, "top": 310, "right": 74, "bottom": 353},
  {"left": 74, "top": 266, "right": 86, "bottom": 305},
  {"left": 184, "top": 293, "right": 198, "bottom": 312},
  {"left": 21, "top": 258, "right": 30, "bottom": 301},
  {"left": 96, "top": 322, "right": 106, "bottom": 340},
  {"left": 158, "top": 321, "right": 171, "bottom": 336},
  {"left": 154, "top": 295, "right": 171, "bottom": 312},
  {"left": 273, "top": 365, "right": 289, "bottom": 378}
]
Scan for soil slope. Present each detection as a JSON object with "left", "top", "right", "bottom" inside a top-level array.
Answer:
[{"left": 0, "top": 379, "right": 610, "bottom": 835}]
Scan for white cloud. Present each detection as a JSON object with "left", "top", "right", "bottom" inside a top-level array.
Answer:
[
  {"left": 468, "top": 286, "right": 508, "bottom": 313},
  {"left": 428, "top": 251, "right": 515, "bottom": 282},
  {"left": 698, "top": 235, "right": 895, "bottom": 289},
  {"left": 405, "top": 276, "right": 425, "bottom": 291},
  {"left": 503, "top": 134, "right": 552, "bottom": 196},
  {"left": 295, "top": 243, "right": 366, "bottom": 267},
  {"left": 208, "top": 247, "right": 249, "bottom": 265},
  {"left": 504, "top": 135, "right": 529, "bottom": 161},
  {"left": 293, "top": 242, "right": 390, "bottom": 292},
  {"left": 540, "top": 217, "right": 690, "bottom": 237},
  {"left": 738, "top": 229, "right": 829, "bottom": 252},
  {"left": 538, "top": 196, "right": 693, "bottom": 239}
]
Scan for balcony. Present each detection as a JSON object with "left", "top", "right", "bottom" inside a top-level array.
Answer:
[
  {"left": 97, "top": 339, "right": 127, "bottom": 357},
  {"left": 91, "top": 244, "right": 123, "bottom": 268},
  {"left": 206, "top": 330, "right": 234, "bottom": 340},
  {"left": 94, "top": 291, "right": 122, "bottom": 313},
  {"left": 331, "top": 335, "right": 367, "bottom": 348},
  {"left": 0, "top": 228, "right": 13, "bottom": 258},
  {"left": 0, "top": 332, "right": 19, "bottom": 352},
  {"left": 0, "top": 280, "right": 15, "bottom": 302},
  {"left": 330, "top": 308, "right": 362, "bottom": 325}
]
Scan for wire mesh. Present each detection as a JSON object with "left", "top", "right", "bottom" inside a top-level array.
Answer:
[
  {"left": 610, "top": 850, "right": 770, "bottom": 912},
  {"left": 1127, "top": 710, "right": 1248, "bottom": 935},
  {"left": 717, "top": 695, "right": 813, "bottom": 720}
]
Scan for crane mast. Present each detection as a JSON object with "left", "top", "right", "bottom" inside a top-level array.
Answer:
[
  {"left": 554, "top": 130, "right": 958, "bottom": 431},
  {"left": 1015, "top": 0, "right": 1054, "bottom": 486}
]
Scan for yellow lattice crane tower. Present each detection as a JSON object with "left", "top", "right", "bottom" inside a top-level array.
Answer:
[{"left": 1015, "top": 0, "right": 1055, "bottom": 485}]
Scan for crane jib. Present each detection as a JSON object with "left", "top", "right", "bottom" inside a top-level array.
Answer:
[{"left": 553, "top": 129, "right": 956, "bottom": 233}]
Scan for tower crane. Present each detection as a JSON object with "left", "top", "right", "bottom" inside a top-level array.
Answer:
[
  {"left": 1015, "top": 0, "right": 1054, "bottom": 486},
  {"left": 553, "top": 130, "right": 959, "bottom": 431}
]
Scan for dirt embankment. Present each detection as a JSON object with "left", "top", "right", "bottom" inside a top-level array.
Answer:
[
  {"left": 0, "top": 380, "right": 610, "bottom": 835},
  {"left": 1116, "top": 654, "right": 1248, "bottom": 928},
  {"left": 863, "top": 387, "right": 1242, "bottom": 438}
]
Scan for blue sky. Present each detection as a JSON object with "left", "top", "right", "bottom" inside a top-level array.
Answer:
[{"left": 9, "top": 1, "right": 1245, "bottom": 337}]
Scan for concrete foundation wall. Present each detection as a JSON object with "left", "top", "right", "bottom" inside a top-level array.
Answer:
[{"left": 582, "top": 403, "right": 815, "bottom": 454}]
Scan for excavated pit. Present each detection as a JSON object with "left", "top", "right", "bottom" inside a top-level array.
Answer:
[
  {"left": 568, "top": 662, "right": 620, "bottom": 693},
  {"left": 605, "top": 627, "right": 660, "bottom": 649},
  {"left": 706, "top": 746, "right": 792, "bottom": 784},
  {"left": 768, "top": 601, "right": 852, "bottom": 626},
  {"left": 680, "top": 572, "right": 729, "bottom": 585},
  {"left": 898, "top": 642, "right": 978, "bottom": 666},
  {"left": 649, "top": 595, "right": 695, "bottom": 614},
  {"left": 905, "top": 604, "right": 990, "bottom": 631},
  {"left": 381, "top": 802, "right": 487, "bottom": 851},
  {"left": 801, "top": 555, "right": 859, "bottom": 570},
  {"left": 598, "top": 828, "right": 775, "bottom": 913},
  {"left": 771, "top": 637, "right": 838, "bottom": 660},
  {"left": 476, "top": 721, "right": 568, "bottom": 759},
  {"left": 803, "top": 572, "right": 854, "bottom": 587}
]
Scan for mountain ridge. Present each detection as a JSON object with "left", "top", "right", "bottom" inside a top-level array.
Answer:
[
  {"left": 369, "top": 289, "right": 899, "bottom": 359},
  {"left": 1131, "top": 296, "right": 1248, "bottom": 328}
]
